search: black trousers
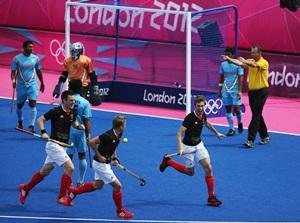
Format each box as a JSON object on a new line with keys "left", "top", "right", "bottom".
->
{"left": 248, "top": 88, "right": 269, "bottom": 141}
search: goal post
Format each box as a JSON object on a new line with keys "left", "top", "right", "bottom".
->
{"left": 64, "top": 1, "right": 238, "bottom": 115}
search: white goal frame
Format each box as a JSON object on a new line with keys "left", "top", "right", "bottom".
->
{"left": 65, "top": 2, "right": 238, "bottom": 115}
{"left": 65, "top": 1, "right": 193, "bottom": 114}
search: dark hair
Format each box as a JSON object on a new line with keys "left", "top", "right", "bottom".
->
{"left": 23, "top": 40, "right": 33, "bottom": 48}
{"left": 61, "top": 90, "right": 74, "bottom": 102}
{"left": 225, "top": 47, "right": 234, "bottom": 55}
{"left": 113, "top": 115, "right": 126, "bottom": 129}
{"left": 252, "top": 45, "right": 262, "bottom": 54}
{"left": 68, "top": 79, "right": 82, "bottom": 94}
{"left": 194, "top": 95, "right": 206, "bottom": 106}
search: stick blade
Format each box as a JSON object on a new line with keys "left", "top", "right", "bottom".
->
{"left": 140, "top": 179, "right": 146, "bottom": 186}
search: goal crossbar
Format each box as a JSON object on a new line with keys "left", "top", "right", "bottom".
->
{"left": 65, "top": 1, "right": 238, "bottom": 114}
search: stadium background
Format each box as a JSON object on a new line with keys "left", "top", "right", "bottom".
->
{"left": 0, "top": 1, "right": 300, "bottom": 222}
{"left": 0, "top": 0, "right": 299, "bottom": 103}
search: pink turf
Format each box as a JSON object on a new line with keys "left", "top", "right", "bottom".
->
{"left": 1, "top": 66, "right": 299, "bottom": 135}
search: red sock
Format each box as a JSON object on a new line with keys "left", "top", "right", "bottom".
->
{"left": 113, "top": 191, "right": 123, "bottom": 211}
{"left": 26, "top": 171, "right": 44, "bottom": 191}
{"left": 73, "top": 182, "right": 95, "bottom": 195}
{"left": 168, "top": 159, "right": 186, "bottom": 173}
{"left": 59, "top": 173, "right": 72, "bottom": 198}
{"left": 205, "top": 175, "right": 215, "bottom": 197}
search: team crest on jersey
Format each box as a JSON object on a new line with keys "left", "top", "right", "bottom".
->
{"left": 70, "top": 113, "right": 75, "bottom": 122}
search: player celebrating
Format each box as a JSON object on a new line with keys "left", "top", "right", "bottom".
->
{"left": 159, "top": 95, "right": 224, "bottom": 207}
{"left": 19, "top": 90, "right": 85, "bottom": 206}
{"left": 52, "top": 42, "right": 101, "bottom": 106}
{"left": 67, "top": 79, "right": 92, "bottom": 186}
{"left": 11, "top": 40, "right": 45, "bottom": 133}
{"left": 218, "top": 47, "right": 244, "bottom": 136}
{"left": 60, "top": 116, "right": 134, "bottom": 219}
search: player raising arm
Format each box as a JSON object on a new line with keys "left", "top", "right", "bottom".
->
{"left": 160, "top": 95, "right": 224, "bottom": 206}
{"left": 223, "top": 45, "right": 270, "bottom": 148}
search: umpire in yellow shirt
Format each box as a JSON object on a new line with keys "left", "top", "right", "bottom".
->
{"left": 223, "top": 45, "right": 270, "bottom": 148}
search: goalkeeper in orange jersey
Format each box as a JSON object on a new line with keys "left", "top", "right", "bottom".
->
{"left": 52, "top": 42, "right": 101, "bottom": 106}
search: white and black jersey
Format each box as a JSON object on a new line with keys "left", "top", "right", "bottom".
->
{"left": 93, "top": 129, "right": 122, "bottom": 162}
{"left": 43, "top": 106, "right": 77, "bottom": 144}
{"left": 182, "top": 112, "right": 207, "bottom": 146}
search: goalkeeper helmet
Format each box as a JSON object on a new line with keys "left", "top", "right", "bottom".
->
{"left": 70, "top": 42, "right": 83, "bottom": 60}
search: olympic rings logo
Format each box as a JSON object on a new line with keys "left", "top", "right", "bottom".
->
{"left": 49, "top": 39, "right": 66, "bottom": 65}
{"left": 204, "top": 98, "right": 223, "bottom": 115}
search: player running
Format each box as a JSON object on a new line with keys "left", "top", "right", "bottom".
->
{"left": 60, "top": 116, "right": 134, "bottom": 219}
{"left": 19, "top": 90, "right": 85, "bottom": 206}
{"left": 11, "top": 40, "right": 45, "bottom": 133}
{"left": 159, "top": 95, "right": 224, "bottom": 207}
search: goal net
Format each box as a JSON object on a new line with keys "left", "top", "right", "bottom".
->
{"left": 65, "top": 1, "right": 238, "bottom": 114}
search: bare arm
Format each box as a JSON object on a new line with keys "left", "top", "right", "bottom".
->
{"left": 83, "top": 117, "right": 91, "bottom": 140}
{"left": 36, "top": 69, "right": 45, "bottom": 93}
{"left": 11, "top": 70, "right": 17, "bottom": 88}
{"left": 177, "top": 126, "right": 187, "bottom": 155}
{"left": 72, "top": 120, "right": 85, "bottom": 130}
{"left": 205, "top": 120, "right": 224, "bottom": 139}
{"left": 111, "top": 151, "right": 120, "bottom": 166}
{"left": 237, "top": 57, "right": 260, "bottom": 68}
{"left": 37, "top": 115, "right": 49, "bottom": 140}
{"left": 237, "top": 75, "right": 243, "bottom": 98}
{"left": 223, "top": 55, "right": 244, "bottom": 66}
{"left": 218, "top": 75, "right": 224, "bottom": 98}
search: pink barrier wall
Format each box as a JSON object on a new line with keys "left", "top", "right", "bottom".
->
{"left": 0, "top": 0, "right": 299, "bottom": 54}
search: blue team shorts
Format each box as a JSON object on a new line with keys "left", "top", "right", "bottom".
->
{"left": 67, "top": 127, "right": 88, "bottom": 155}
{"left": 16, "top": 83, "right": 38, "bottom": 103}
{"left": 222, "top": 90, "right": 242, "bottom": 106}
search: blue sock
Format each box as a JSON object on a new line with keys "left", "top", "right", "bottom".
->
{"left": 226, "top": 113, "right": 234, "bottom": 130}
{"left": 29, "top": 106, "right": 37, "bottom": 127}
{"left": 78, "top": 159, "right": 87, "bottom": 184}
{"left": 16, "top": 108, "right": 23, "bottom": 122}
{"left": 235, "top": 111, "right": 242, "bottom": 124}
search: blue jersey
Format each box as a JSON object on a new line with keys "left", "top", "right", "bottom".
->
{"left": 68, "top": 94, "right": 92, "bottom": 154}
{"left": 11, "top": 53, "right": 41, "bottom": 87}
{"left": 74, "top": 94, "right": 92, "bottom": 125}
{"left": 219, "top": 61, "right": 243, "bottom": 92}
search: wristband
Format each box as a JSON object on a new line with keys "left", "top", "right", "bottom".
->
{"left": 41, "top": 129, "right": 47, "bottom": 134}
{"left": 218, "top": 83, "right": 223, "bottom": 87}
{"left": 112, "top": 157, "right": 120, "bottom": 164}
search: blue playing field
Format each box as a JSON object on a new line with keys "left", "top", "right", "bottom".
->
{"left": 0, "top": 98, "right": 300, "bottom": 223}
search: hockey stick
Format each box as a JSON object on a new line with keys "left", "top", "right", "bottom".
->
{"left": 164, "top": 149, "right": 198, "bottom": 158}
{"left": 10, "top": 87, "right": 16, "bottom": 113}
{"left": 117, "top": 164, "right": 146, "bottom": 187}
{"left": 15, "top": 127, "right": 74, "bottom": 148}
{"left": 86, "top": 142, "right": 92, "bottom": 168}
